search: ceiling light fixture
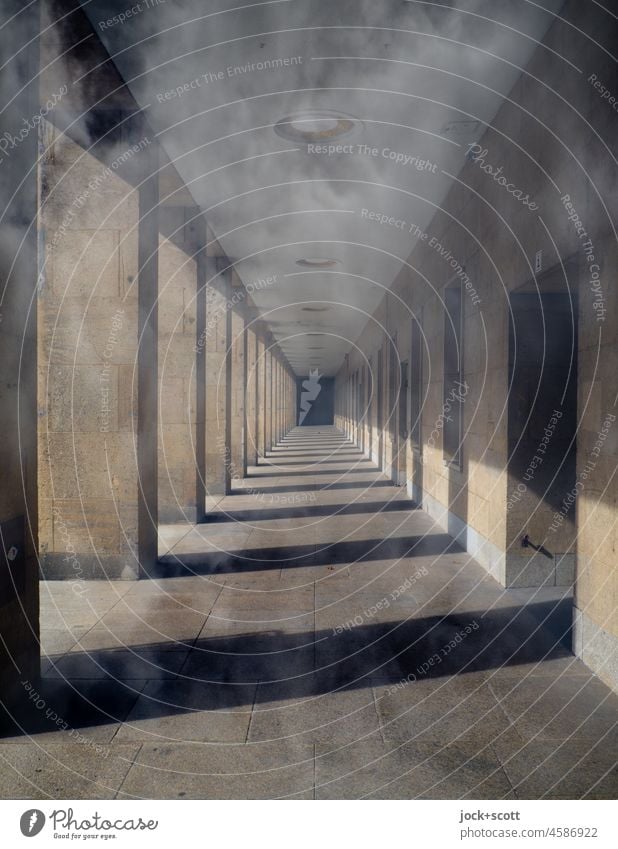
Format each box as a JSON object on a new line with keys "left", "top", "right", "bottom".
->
{"left": 274, "top": 109, "right": 359, "bottom": 144}
{"left": 296, "top": 257, "right": 339, "bottom": 268}
{"left": 439, "top": 119, "right": 481, "bottom": 144}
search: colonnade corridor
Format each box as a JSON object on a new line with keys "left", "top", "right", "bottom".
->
{"left": 2, "top": 425, "right": 614, "bottom": 799}
{"left": 2, "top": 0, "right": 617, "bottom": 816}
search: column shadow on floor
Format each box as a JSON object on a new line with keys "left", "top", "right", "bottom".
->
{"left": 246, "top": 468, "right": 376, "bottom": 478}
{"left": 1, "top": 600, "right": 574, "bottom": 739}
{"left": 201, "top": 499, "right": 416, "bottom": 524}
{"left": 152, "top": 533, "right": 462, "bottom": 577}
{"left": 261, "top": 458, "right": 372, "bottom": 466}
{"left": 230, "top": 480, "right": 395, "bottom": 495}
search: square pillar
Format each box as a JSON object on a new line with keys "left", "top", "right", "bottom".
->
{"left": 157, "top": 207, "right": 201, "bottom": 523}
{"left": 136, "top": 137, "right": 159, "bottom": 574}
{"left": 38, "top": 113, "right": 157, "bottom": 580}
{"left": 264, "top": 350, "right": 272, "bottom": 452}
{"left": 274, "top": 359, "right": 280, "bottom": 444}
{"left": 229, "top": 278, "right": 246, "bottom": 488}
{"left": 195, "top": 222, "right": 207, "bottom": 521}
{"left": 0, "top": 1, "right": 40, "bottom": 707}
{"left": 245, "top": 324, "right": 259, "bottom": 469}
{"left": 257, "top": 334, "right": 266, "bottom": 459}
{"left": 205, "top": 258, "right": 231, "bottom": 496}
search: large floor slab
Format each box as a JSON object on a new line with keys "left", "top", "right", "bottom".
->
{"left": 3, "top": 427, "right": 616, "bottom": 799}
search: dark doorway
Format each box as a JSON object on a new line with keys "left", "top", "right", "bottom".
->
{"left": 443, "top": 282, "right": 464, "bottom": 469}
{"left": 508, "top": 269, "right": 578, "bottom": 556}
{"left": 296, "top": 375, "right": 335, "bottom": 426}
{"left": 410, "top": 316, "right": 423, "bottom": 451}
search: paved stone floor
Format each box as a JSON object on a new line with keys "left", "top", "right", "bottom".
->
{"left": 1, "top": 427, "right": 616, "bottom": 798}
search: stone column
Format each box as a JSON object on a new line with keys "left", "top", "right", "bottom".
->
{"left": 275, "top": 359, "right": 280, "bottom": 444}
{"left": 157, "top": 208, "right": 200, "bottom": 523}
{"left": 288, "top": 371, "right": 293, "bottom": 433}
{"left": 37, "top": 113, "right": 156, "bottom": 580}
{"left": 256, "top": 333, "right": 265, "bottom": 459}
{"left": 223, "top": 270, "right": 233, "bottom": 494}
{"left": 279, "top": 362, "right": 283, "bottom": 441}
{"left": 195, "top": 220, "right": 207, "bottom": 521}
{"left": 244, "top": 322, "right": 259, "bottom": 469}
{"left": 282, "top": 366, "right": 286, "bottom": 437}
{"left": 264, "top": 349, "right": 272, "bottom": 452}
{"left": 253, "top": 329, "right": 260, "bottom": 462}
{"left": 272, "top": 356, "right": 277, "bottom": 447}
{"left": 229, "top": 273, "right": 246, "bottom": 489}
{"left": 287, "top": 370, "right": 291, "bottom": 432}
{"left": 137, "top": 134, "right": 160, "bottom": 574}
{"left": 284, "top": 371, "right": 289, "bottom": 435}
{"left": 0, "top": 0, "right": 40, "bottom": 705}
{"left": 205, "top": 257, "right": 231, "bottom": 497}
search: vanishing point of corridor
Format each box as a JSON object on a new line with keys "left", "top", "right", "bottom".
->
{"left": 4, "top": 427, "right": 615, "bottom": 799}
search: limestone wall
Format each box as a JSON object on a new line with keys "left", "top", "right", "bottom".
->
{"left": 335, "top": 0, "right": 617, "bottom": 688}
{"left": 245, "top": 325, "right": 259, "bottom": 468}
{"left": 38, "top": 124, "right": 141, "bottom": 579}
{"left": 0, "top": 1, "right": 40, "bottom": 705}
{"left": 204, "top": 267, "right": 231, "bottom": 497}
{"left": 158, "top": 236, "right": 198, "bottom": 522}
{"left": 229, "top": 278, "right": 246, "bottom": 485}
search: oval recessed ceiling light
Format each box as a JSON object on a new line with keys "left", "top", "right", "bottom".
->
{"left": 274, "top": 109, "right": 359, "bottom": 143}
{"left": 296, "top": 257, "right": 339, "bottom": 268}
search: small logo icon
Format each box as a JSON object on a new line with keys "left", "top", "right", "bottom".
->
{"left": 299, "top": 368, "right": 322, "bottom": 425}
{"left": 20, "top": 810, "right": 45, "bottom": 837}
